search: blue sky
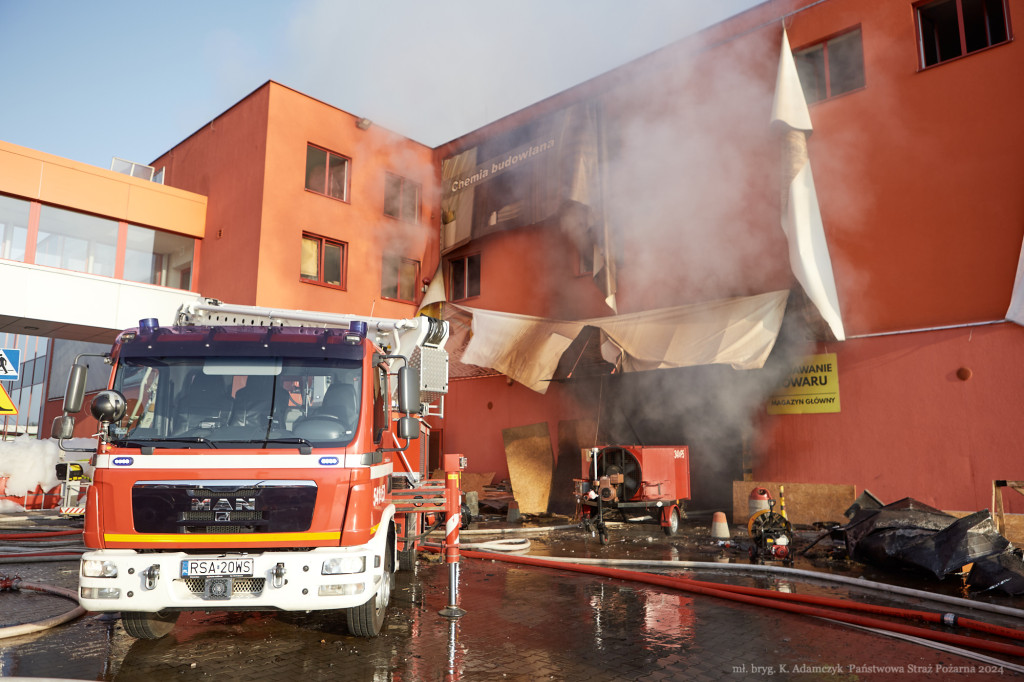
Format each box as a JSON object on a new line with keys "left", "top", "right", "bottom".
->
{"left": 0, "top": 1, "right": 762, "bottom": 170}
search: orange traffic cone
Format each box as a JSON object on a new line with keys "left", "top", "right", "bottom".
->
{"left": 711, "top": 511, "right": 731, "bottom": 539}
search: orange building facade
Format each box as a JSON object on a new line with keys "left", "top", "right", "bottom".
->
{"left": 151, "top": 82, "right": 440, "bottom": 323}
{"left": 11, "top": 0, "right": 1023, "bottom": 515}
{"left": 427, "top": 0, "right": 1024, "bottom": 513}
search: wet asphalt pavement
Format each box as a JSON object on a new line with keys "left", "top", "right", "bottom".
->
{"left": 2, "top": 511, "right": 1024, "bottom": 681}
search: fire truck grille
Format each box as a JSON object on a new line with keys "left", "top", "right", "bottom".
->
{"left": 131, "top": 481, "right": 318, "bottom": 534}
{"left": 180, "top": 511, "right": 263, "bottom": 522}
{"left": 188, "top": 487, "right": 262, "bottom": 498}
{"left": 183, "top": 577, "right": 265, "bottom": 595}
{"left": 187, "top": 526, "right": 249, "bottom": 534}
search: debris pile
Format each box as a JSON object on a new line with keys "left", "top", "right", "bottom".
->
{"left": 831, "top": 494, "right": 1024, "bottom": 595}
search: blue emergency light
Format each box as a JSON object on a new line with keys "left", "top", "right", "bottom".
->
{"left": 344, "top": 320, "right": 367, "bottom": 345}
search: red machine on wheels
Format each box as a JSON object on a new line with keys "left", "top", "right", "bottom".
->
{"left": 574, "top": 445, "right": 691, "bottom": 544}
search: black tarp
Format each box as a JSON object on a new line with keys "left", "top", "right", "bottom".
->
{"left": 832, "top": 497, "right": 1024, "bottom": 593}
{"left": 968, "top": 548, "right": 1024, "bottom": 594}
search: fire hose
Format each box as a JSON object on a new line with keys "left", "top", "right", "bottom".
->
{"left": 0, "top": 528, "right": 86, "bottom": 563}
{"left": 451, "top": 548, "right": 1024, "bottom": 664}
{"left": 539, "top": 555, "right": 1024, "bottom": 619}
{"left": 0, "top": 553, "right": 85, "bottom": 564}
{"left": 0, "top": 528, "right": 88, "bottom": 637}
{"left": 0, "top": 530, "right": 82, "bottom": 540}
{"left": 427, "top": 538, "right": 532, "bottom": 553}
{"left": 0, "top": 577, "right": 86, "bottom": 640}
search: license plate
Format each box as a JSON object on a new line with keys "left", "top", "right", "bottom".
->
{"left": 180, "top": 558, "right": 254, "bottom": 578}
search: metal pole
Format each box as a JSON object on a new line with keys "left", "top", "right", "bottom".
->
{"left": 439, "top": 452, "right": 466, "bottom": 619}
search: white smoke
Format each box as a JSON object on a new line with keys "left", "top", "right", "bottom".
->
{"left": 0, "top": 436, "right": 94, "bottom": 512}
{"left": 282, "top": 0, "right": 766, "bottom": 146}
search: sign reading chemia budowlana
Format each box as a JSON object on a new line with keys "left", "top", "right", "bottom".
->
{"left": 767, "top": 353, "right": 840, "bottom": 414}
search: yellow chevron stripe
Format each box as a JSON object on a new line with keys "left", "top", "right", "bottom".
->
{"left": 104, "top": 531, "right": 341, "bottom": 544}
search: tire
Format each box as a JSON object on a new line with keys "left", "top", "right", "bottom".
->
{"left": 662, "top": 507, "right": 681, "bottom": 537}
{"left": 346, "top": 539, "right": 394, "bottom": 637}
{"left": 121, "top": 610, "right": 178, "bottom": 640}
{"left": 398, "top": 513, "right": 419, "bottom": 570}
{"left": 398, "top": 544, "right": 417, "bottom": 571}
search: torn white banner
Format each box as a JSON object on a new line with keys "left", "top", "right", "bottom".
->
{"left": 771, "top": 28, "right": 845, "bottom": 341}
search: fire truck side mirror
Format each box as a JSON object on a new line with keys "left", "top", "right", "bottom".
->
{"left": 397, "top": 366, "right": 421, "bottom": 415}
{"left": 51, "top": 415, "right": 76, "bottom": 440}
{"left": 397, "top": 416, "right": 420, "bottom": 440}
{"left": 63, "top": 363, "right": 89, "bottom": 414}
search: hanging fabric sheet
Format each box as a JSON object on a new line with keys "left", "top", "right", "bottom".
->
{"left": 455, "top": 289, "right": 788, "bottom": 394}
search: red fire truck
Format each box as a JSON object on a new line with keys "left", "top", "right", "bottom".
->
{"left": 52, "top": 298, "right": 452, "bottom": 639}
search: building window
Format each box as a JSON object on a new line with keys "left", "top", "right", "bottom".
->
{"left": 576, "top": 242, "right": 595, "bottom": 277}
{"left": 123, "top": 224, "right": 195, "bottom": 290}
{"left": 1, "top": 334, "right": 48, "bottom": 438}
{"left": 0, "top": 195, "right": 29, "bottom": 262}
{"left": 305, "top": 144, "right": 349, "bottom": 201}
{"left": 382, "top": 255, "right": 420, "bottom": 302}
{"left": 917, "top": 0, "right": 1009, "bottom": 67}
{"left": 301, "top": 233, "right": 346, "bottom": 288}
{"left": 794, "top": 28, "right": 865, "bottom": 104}
{"left": 5, "top": 198, "right": 196, "bottom": 289}
{"left": 384, "top": 173, "right": 420, "bottom": 222}
{"left": 449, "top": 254, "right": 480, "bottom": 301}
{"left": 36, "top": 205, "right": 118, "bottom": 277}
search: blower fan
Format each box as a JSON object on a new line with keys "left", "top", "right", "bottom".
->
{"left": 574, "top": 445, "right": 691, "bottom": 544}
{"left": 595, "top": 446, "right": 642, "bottom": 502}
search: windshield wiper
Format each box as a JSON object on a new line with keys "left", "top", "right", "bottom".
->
{"left": 260, "top": 437, "right": 315, "bottom": 448}
{"left": 113, "top": 438, "right": 168, "bottom": 450}
{"left": 114, "top": 437, "right": 218, "bottom": 449}
{"left": 215, "top": 437, "right": 315, "bottom": 454}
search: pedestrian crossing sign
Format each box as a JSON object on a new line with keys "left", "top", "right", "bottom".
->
{"left": 0, "top": 349, "right": 20, "bottom": 382}
{"left": 0, "top": 384, "right": 16, "bottom": 415}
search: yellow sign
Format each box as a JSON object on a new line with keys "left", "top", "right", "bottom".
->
{"left": 767, "top": 353, "right": 840, "bottom": 414}
{"left": 0, "top": 384, "right": 16, "bottom": 415}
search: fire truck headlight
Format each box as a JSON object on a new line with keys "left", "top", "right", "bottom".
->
{"left": 322, "top": 556, "right": 365, "bottom": 575}
{"left": 318, "top": 583, "right": 364, "bottom": 597}
{"left": 82, "top": 559, "right": 119, "bottom": 578}
{"left": 80, "top": 586, "right": 121, "bottom": 600}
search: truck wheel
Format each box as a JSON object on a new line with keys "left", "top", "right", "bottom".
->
{"left": 398, "top": 543, "right": 417, "bottom": 571}
{"left": 346, "top": 542, "right": 394, "bottom": 637}
{"left": 662, "top": 507, "right": 681, "bottom": 537}
{"left": 398, "top": 513, "right": 419, "bottom": 570}
{"left": 121, "top": 610, "right": 178, "bottom": 639}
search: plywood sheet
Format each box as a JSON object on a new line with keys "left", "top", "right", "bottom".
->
{"left": 502, "top": 422, "right": 554, "bottom": 514}
{"left": 996, "top": 514, "right": 1024, "bottom": 546}
{"left": 732, "top": 481, "right": 856, "bottom": 526}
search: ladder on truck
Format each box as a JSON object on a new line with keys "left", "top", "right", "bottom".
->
{"left": 175, "top": 297, "right": 449, "bottom": 420}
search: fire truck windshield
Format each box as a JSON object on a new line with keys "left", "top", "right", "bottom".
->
{"left": 109, "top": 356, "right": 362, "bottom": 449}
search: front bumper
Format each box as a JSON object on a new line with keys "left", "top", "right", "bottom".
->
{"left": 77, "top": 545, "right": 388, "bottom": 613}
